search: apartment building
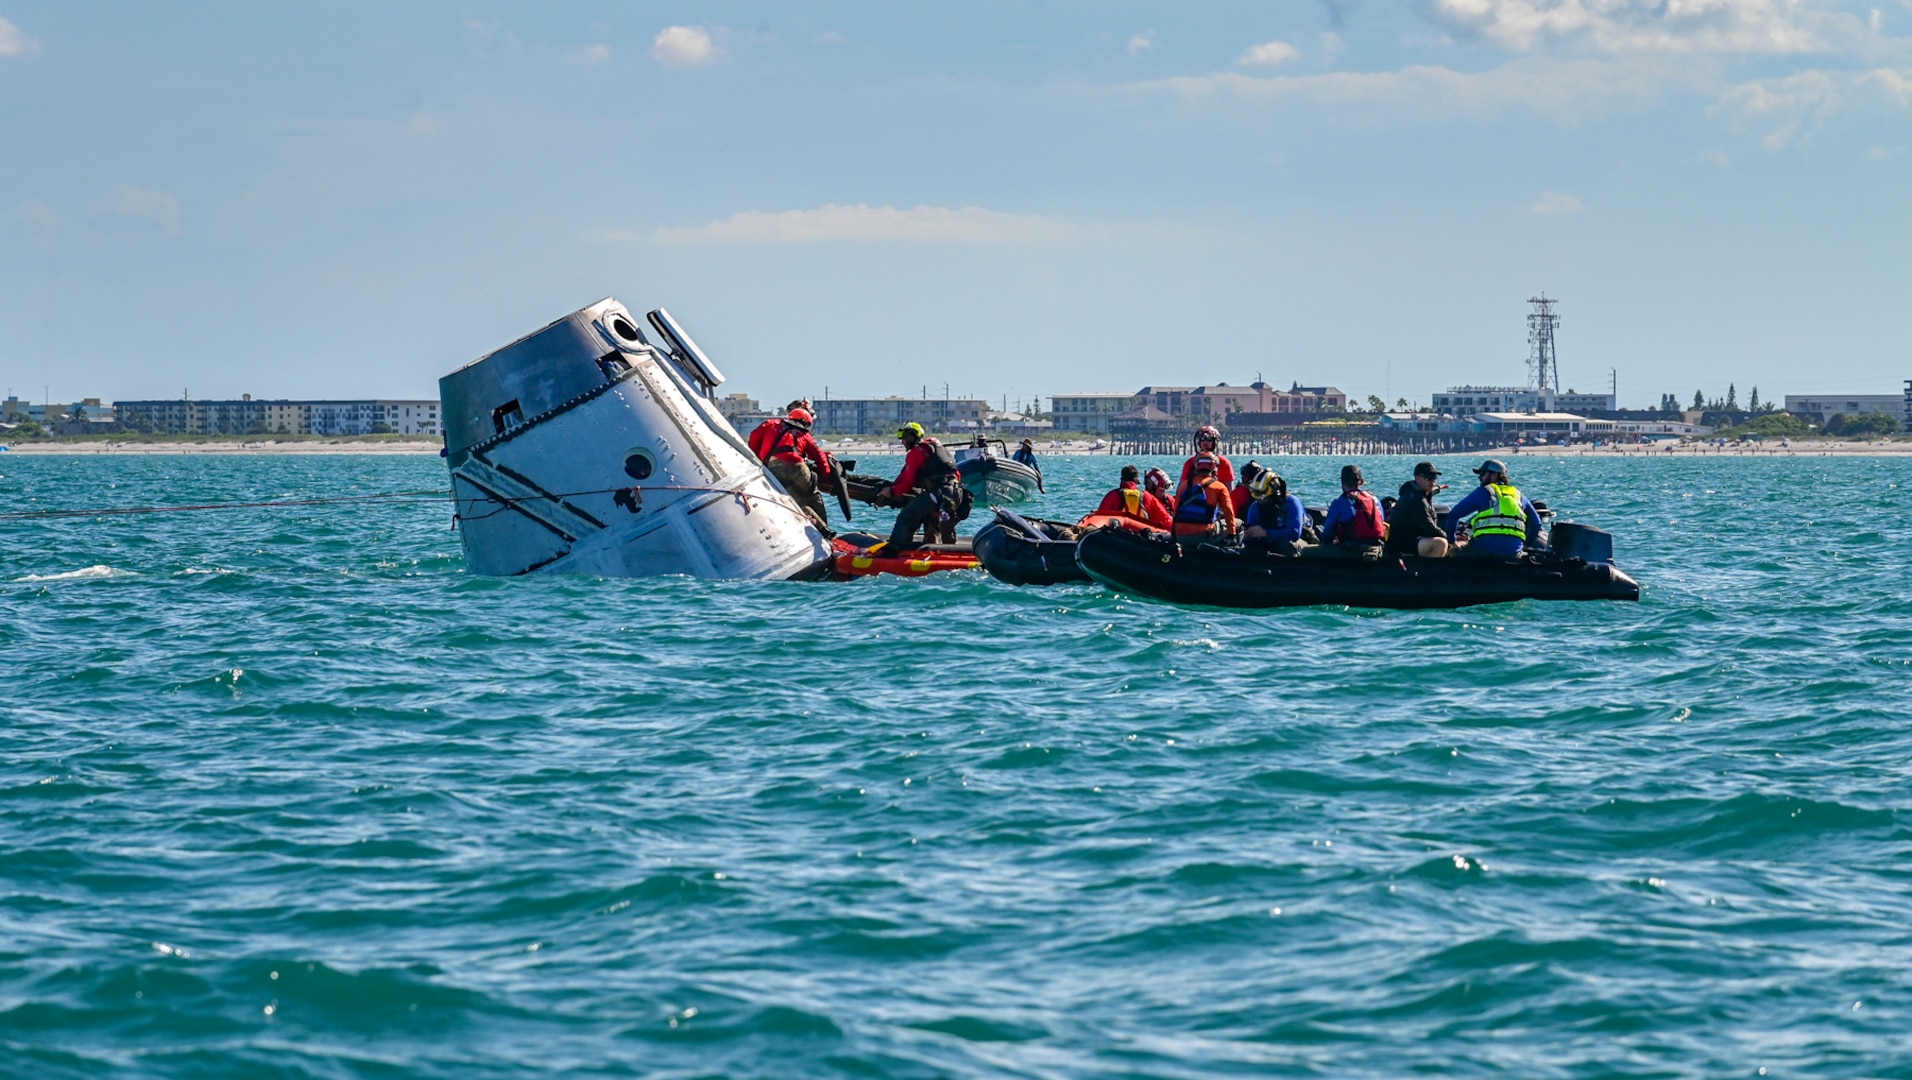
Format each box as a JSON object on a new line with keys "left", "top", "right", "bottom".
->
{"left": 810, "top": 396, "right": 988, "bottom": 435}
{"left": 114, "top": 397, "right": 441, "bottom": 436}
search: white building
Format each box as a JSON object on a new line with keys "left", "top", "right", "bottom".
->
{"left": 1783, "top": 394, "right": 1905, "bottom": 424}
{"left": 306, "top": 400, "right": 441, "bottom": 436}
{"left": 1432, "top": 386, "right": 1617, "bottom": 414}
{"left": 1050, "top": 392, "right": 1139, "bottom": 434}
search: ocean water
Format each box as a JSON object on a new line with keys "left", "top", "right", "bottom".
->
{"left": 4, "top": 450, "right": 1911, "bottom": 1079}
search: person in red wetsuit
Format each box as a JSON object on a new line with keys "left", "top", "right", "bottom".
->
{"left": 885, "top": 422, "right": 971, "bottom": 548}
{"left": 1094, "top": 465, "right": 1173, "bottom": 530}
{"left": 1230, "top": 460, "right": 1264, "bottom": 520}
{"left": 1144, "top": 467, "right": 1176, "bottom": 518}
{"left": 754, "top": 405, "right": 835, "bottom": 531}
{"left": 1175, "top": 425, "right": 1235, "bottom": 503}
{"left": 747, "top": 398, "right": 809, "bottom": 461}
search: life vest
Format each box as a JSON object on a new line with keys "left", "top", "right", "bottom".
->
{"left": 1175, "top": 479, "right": 1219, "bottom": 525}
{"left": 1466, "top": 483, "right": 1527, "bottom": 539}
{"left": 760, "top": 422, "right": 805, "bottom": 462}
{"left": 1120, "top": 487, "right": 1143, "bottom": 518}
{"left": 1255, "top": 494, "right": 1291, "bottom": 530}
{"left": 1342, "top": 490, "right": 1385, "bottom": 542}
{"left": 916, "top": 438, "right": 958, "bottom": 485}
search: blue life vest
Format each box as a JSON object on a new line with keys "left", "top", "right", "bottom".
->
{"left": 1175, "top": 480, "right": 1218, "bottom": 525}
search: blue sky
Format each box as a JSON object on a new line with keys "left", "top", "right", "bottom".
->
{"left": 2, "top": 1, "right": 1907, "bottom": 410}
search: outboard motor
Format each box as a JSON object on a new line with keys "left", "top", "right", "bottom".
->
{"left": 439, "top": 298, "right": 829, "bottom": 579}
{"left": 1549, "top": 522, "right": 1615, "bottom": 564}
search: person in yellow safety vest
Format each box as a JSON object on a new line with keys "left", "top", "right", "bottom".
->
{"left": 1445, "top": 458, "right": 1542, "bottom": 559}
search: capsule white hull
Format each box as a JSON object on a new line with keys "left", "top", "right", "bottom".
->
{"left": 440, "top": 299, "right": 828, "bottom": 580}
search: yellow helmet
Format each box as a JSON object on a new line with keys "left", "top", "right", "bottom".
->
{"left": 1250, "top": 471, "right": 1282, "bottom": 499}
{"left": 897, "top": 422, "right": 925, "bottom": 440}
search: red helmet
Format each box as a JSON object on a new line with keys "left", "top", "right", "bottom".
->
{"left": 1144, "top": 467, "right": 1170, "bottom": 493}
{"left": 787, "top": 407, "right": 814, "bottom": 425}
{"left": 1193, "top": 453, "right": 1219, "bottom": 474}
{"left": 1196, "top": 425, "right": 1220, "bottom": 443}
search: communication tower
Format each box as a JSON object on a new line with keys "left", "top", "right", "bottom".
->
{"left": 1526, "top": 294, "right": 1560, "bottom": 410}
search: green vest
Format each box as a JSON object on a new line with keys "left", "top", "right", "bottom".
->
{"left": 1467, "top": 483, "right": 1527, "bottom": 539}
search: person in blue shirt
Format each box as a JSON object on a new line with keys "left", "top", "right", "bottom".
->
{"left": 1243, "top": 471, "right": 1309, "bottom": 556}
{"left": 1301, "top": 464, "right": 1387, "bottom": 558}
{"left": 1446, "top": 459, "right": 1542, "bottom": 559}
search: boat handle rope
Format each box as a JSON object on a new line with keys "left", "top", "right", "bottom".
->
{"left": 0, "top": 484, "right": 813, "bottom": 525}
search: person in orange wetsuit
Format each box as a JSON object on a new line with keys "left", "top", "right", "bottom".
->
{"left": 1144, "top": 467, "right": 1177, "bottom": 519}
{"left": 1175, "top": 425, "right": 1235, "bottom": 503}
{"left": 1170, "top": 454, "right": 1239, "bottom": 540}
{"left": 753, "top": 405, "right": 835, "bottom": 531}
{"left": 1093, "top": 465, "right": 1173, "bottom": 530}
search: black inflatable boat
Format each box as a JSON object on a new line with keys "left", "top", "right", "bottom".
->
{"left": 1073, "top": 523, "right": 1640, "bottom": 609}
{"left": 973, "top": 509, "right": 1089, "bottom": 586}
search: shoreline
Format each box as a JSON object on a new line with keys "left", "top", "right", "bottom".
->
{"left": 3, "top": 438, "right": 1909, "bottom": 458}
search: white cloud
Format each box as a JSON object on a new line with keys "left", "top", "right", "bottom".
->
{"left": 1525, "top": 191, "right": 1585, "bottom": 214}
{"left": 648, "top": 204, "right": 1080, "bottom": 245}
{"left": 1422, "top": 0, "right": 1861, "bottom": 55}
{"left": 1239, "top": 40, "right": 1301, "bottom": 66}
{"left": 111, "top": 186, "right": 182, "bottom": 236}
{"left": 0, "top": 16, "right": 40, "bottom": 56}
{"left": 813, "top": 30, "right": 844, "bottom": 45}
{"left": 1128, "top": 31, "right": 1156, "bottom": 57}
{"left": 1716, "top": 66, "right": 1912, "bottom": 146}
{"left": 568, "top": 43, "right": 611, "bottom": 66}
{"left": 652, "top": 25, "right": 714, "bottom": 67}
{"left": 1133, "top": 55, "right": 1694, "bottom": 118}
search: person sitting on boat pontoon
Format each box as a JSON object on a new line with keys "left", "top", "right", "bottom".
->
{"left": 884, "top": 422, "right": 972, "bottom": 550}
{"left": 1446, "top": 459, "right": 1541, "bottom": 560}
{"left": 1302, "top": 464, "right": 1386, "bottom": 559}
{"left": 1230, "top": 460, "right": 1264, "bottom": 519}
{"left": 1175, "top": 425, "right": 1234, "bottom": 504}
{"left": 1171, "top": 454, "right": 1239, "bottom": 540}
{"left": 1384, "top": 461, "right": 1450, "bottom": 560}
{"left": 1243, "top": 470, "right": 1309, "bottom": 556}
{"left": 1095, "top": 464, "right": 1173, "bottom": 530}
{"left": 1144, "top": 467, "right": 1177, "bottom": 518}
{"left": 1012, "top": 438, "right": 1039, "bottom": 470}
{"left": 753, "top": 406, "right": 835, "bottom": 533}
